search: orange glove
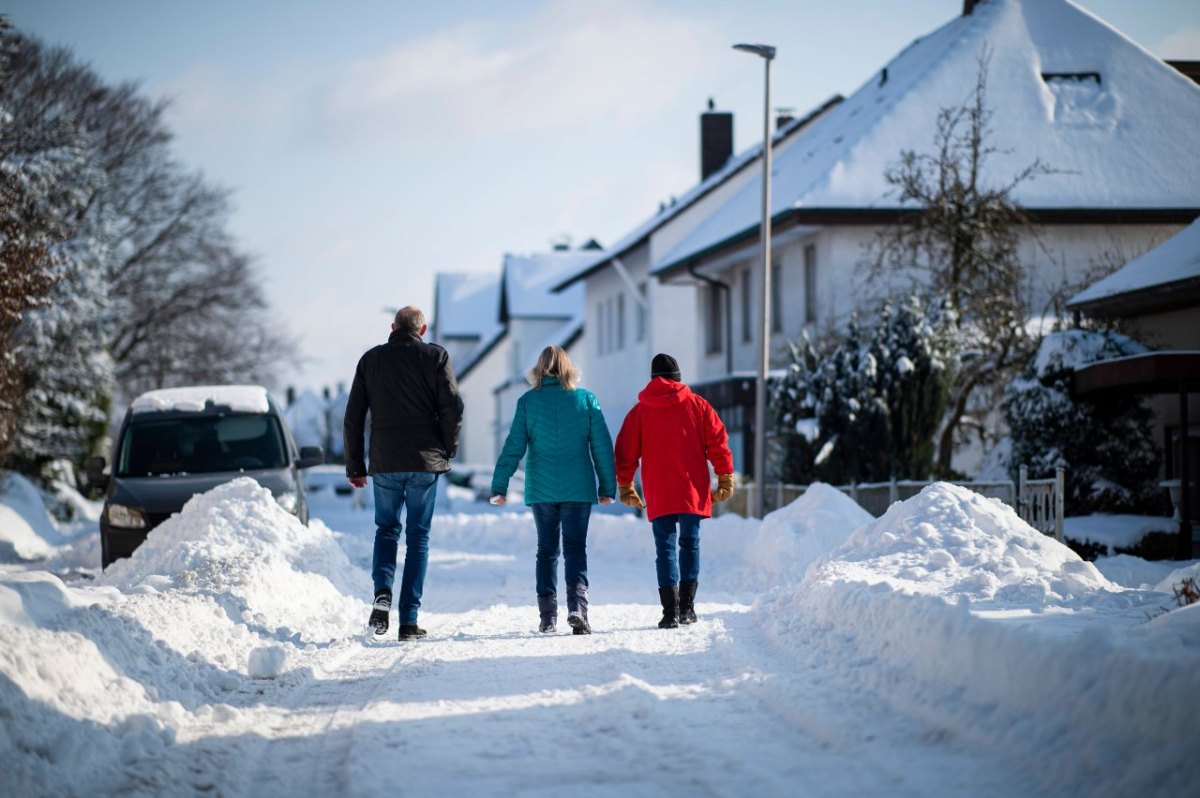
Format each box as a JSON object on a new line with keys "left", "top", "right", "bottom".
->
{"left": 618, "top": 483, "right": 645, "bottom": 510}
{"left": 711, "top": 474, "right": 735, "bottom": 503}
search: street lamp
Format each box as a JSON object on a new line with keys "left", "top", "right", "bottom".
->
{"left": 733, "top": 42, "right": 775, "bottom": 519}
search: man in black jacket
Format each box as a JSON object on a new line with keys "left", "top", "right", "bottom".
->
{"left": 345, "top": 305, "right": 463, "bottom": 640}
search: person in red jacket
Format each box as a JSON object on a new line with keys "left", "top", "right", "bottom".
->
{"left": 614, "top": 353, "right": 735, "bottom": 628}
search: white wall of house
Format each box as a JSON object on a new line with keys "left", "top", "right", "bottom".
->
{"left": 454, "top": 336, "right": 509, "bottom": 467}
{"left": 581, "top": 249, "right": 652, "bottom": 439}
{"left": 687, "top": 222, "right": 1185, "bottom": 384}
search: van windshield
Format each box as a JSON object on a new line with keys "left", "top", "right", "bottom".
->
{"left": 116, "top": 414, "right": 289, "bottom": 477}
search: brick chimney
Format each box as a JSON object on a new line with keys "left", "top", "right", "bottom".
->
{"left": 700, "top": 97, "right": 733, "bottom": 181}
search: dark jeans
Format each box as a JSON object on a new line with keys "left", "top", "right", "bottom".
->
{"left": 651, "top": 513, "right": 702, "bottom": 588}
{"left": 531, "top": 502, "right": 591, "bottom": 610}
{"left": 372, "top": 471, "right": 439, "bottom": 625}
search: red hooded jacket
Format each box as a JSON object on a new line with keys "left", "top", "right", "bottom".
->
{"left": 614, "top": 377, "right": 734, "bottom": 521}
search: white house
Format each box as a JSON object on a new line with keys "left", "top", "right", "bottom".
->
{"left": 491, "top": 248, "right": 593, "bottom": 455}
{"left": 646, "top": 0, "right": 1200, "bottom": 476}
{"left": 552, "top": 96, "right": 842, "bottom": 448}
{"left": 431, "top": 272, "right": 507, "bottom": 466}
{"left": 1068, "top": 216, "right": 1200, "bottom": 509}
{"left": 431, "top": 247, "right": 595, "bottom": 466}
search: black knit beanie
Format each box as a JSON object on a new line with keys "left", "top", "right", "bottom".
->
{"left": 651, "top": 353, "right": 681, "bottom": 382}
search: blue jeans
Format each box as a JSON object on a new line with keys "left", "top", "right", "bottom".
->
{"left": 372, "top": 471, "right": 439, "bottom": 625}
{"left": 651, "top": 513, "right": 702, "bottom": 588}
{"left": 531, "top": 502, "right": 591, "bottom": 610}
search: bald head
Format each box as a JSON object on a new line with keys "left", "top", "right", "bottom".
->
{"left": 393, "top": 306, "right": 427, "bottom": 336}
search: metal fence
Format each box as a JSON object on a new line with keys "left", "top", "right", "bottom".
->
{"left": 724, "top": 466, "right": 1065, "bottom": 540}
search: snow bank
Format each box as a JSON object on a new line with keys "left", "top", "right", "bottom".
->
{"left": 1, "top": 478, "right": 371, "bottom": 795}
{"left": 706, "top": 483, "right": 874, "bottom": 593}
{"left": 101, "top": 478, "right": 363, "bottom": 642}
{"left": 757, "top": 482, "right": 1199, "bottom": 797}
{"left": 0, "top": 473, "right": 57, "bottom": 561}
{"left": 820, "top": 483, "right": 1117, "bottom": 608}
{"left": 1064, "top": 514, "right": 1177, "bottom": 554}
{"left": 130, "top": 384, "right": 270, "bottom": 414}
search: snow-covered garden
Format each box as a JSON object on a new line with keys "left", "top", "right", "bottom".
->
{"left": 2, "top": 473, "right": 1197, "bottom": 797}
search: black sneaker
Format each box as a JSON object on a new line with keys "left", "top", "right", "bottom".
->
{"left": 369, "top": 590, "right": 391, "bottom": 636}
{"left": 567, "top": 610, "right": 591, "bottom": 635}
{"left": 398, "top": 624, "right": 427, "bottom": 641}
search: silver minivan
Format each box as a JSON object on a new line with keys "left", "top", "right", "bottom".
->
{"left": 88, "top": 385, "right": 323, "bottom": 568}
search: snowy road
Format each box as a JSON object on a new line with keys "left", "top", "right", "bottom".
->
{"left": 170, "top": 497, "right": 1035, "bottom": 798}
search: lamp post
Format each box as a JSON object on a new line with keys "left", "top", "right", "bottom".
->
{"left": 733, "top": 42, "right": 775, "bottom": 519}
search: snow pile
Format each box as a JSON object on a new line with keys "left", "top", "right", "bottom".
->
{"left": 818, "top": 482, "right": 1117, "bottom": 608}
{"left": 130, "top": 384, "right": 270, "bottom": 415}
{"left": 706, "top": 484, "right": 874, "bottom": 593}
{"left": 101, "top": 478, "right": 362, "bottom": 642}
{"left": 1, "top": 478, "right": 373, "bottom": 796}
{"left": 758, "top": 482, "right": 1199, "bottom": 797}
{"left": 0, "top": 473, "right": 58, "bottom": 561}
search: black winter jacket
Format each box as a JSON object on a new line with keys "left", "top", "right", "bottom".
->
{"left": 344, "top": 329, "right": 463, "bottom": 476}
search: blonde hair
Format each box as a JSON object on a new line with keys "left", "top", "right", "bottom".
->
{"left": 527, "top": 345, "right": 580, "bottom": 390}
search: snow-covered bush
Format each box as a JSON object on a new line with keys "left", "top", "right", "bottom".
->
{"left": 774, "top": 295, "right": 958, "bottom": 484}
{"left": 1003, "top": 329, "right": 1162, "bottom": 514}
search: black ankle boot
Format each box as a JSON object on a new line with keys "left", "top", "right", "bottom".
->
{"left": 537, "top": 595, "right": 557, "bottom": 633}
{"left": 679, "top": 581, "right": 698, "bottom": 625}
{"left": 657, "top": 586, "right": 679, "bottom": 629}
{"left": 369, "top": 589, "right": 391, "bottom": 636}
{"left": 567, "top": 582, "right": 591, "bottom": 634}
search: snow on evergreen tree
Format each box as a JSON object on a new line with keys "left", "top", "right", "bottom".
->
{"left": 1003, "top": 329, "right": 1160, "bottom": 514}
{"left": 774, "top": 295, "right": 957, "bottom": 484}
{"left": 0, "top": 19, "right": 113, "bottom": 478}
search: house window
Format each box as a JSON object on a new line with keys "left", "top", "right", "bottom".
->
{"left": 595, "top": 302, "right": 605, "bottom": 356}
{"left": 604, "top": 298, "right": 613, "bottom": 355}
{"left": 771, "top": 259, "right": 782, "bottom": 333}
{"left": 635, "top": 282, "right": 647, "bottom": 342}
{"left": 804, "top": 244, "right": 818, "bottom": 325}
{"left": 616, "top": 293, "right": 625, "bottom": 351}
{"left": 740, "top": 268, "right": 752, "bottom": 343}
{"left": 705, "top": 285, "right": 723, "bottom": 355}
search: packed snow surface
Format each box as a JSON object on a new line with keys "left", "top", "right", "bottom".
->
{"left": 2, "top": 478, "right": 1197, "bottom": 797}
{"left": 129, "top": 384, "right": 271, "bottom": 415}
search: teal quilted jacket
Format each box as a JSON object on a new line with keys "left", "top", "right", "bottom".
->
{"left": 491, "top": 377, "right": 617, "bottom": 504}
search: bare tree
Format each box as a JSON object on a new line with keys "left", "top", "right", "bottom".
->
{"left": 865, "top": 50, "right": 1051, "bottom": 476}
{"left": 2, "top": 29, "right": 298, "bottom": 421}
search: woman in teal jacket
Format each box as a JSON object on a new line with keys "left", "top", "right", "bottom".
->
{"left": 491, "top": 345, "right": 616, "bottom": 635}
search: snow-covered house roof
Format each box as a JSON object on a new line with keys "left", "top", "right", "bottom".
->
{"left": 432, "top": 272, "right": 502, "bottom": 342}
{"left": 655, "top": 0, "right": 1200, "bottom": 277}
{"left": 1068, "top": 217, "right": 1200, "bottom": 315}
{"left": 550, "top": 96, "right": 843, "bottom": 293}
{"left": 500, "top": 251, "right": 590, "bottom": 321}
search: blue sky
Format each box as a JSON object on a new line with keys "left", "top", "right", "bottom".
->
{"left": 9, "top": 0, "right": 1200, "bottom": 393}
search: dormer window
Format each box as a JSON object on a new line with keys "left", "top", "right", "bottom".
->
{"left": 1041, "top": 71, "right": 1101, "bottom": 85}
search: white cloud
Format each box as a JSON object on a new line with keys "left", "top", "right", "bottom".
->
{"left": 1154, "top": 26, "right": 1200, "bottom": 59}
{"left": 318, "top": 0, "right": 722, "bottom": 142}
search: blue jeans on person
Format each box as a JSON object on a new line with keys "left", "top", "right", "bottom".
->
{"left": 531, "top": 502, "right": 591, "bottom": 610}
{"left": 372, "top": 471, "right": 439, "bottom": 625}
{"left": 651, "top": 513, "right": 702, "bottom": 588}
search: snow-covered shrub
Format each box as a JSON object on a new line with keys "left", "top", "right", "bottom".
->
{"left": 774, "top": 295, "right": 958, "bottom": 484}
{"left": 1003, "top": 329, "right": 1162, "bottom": 515}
